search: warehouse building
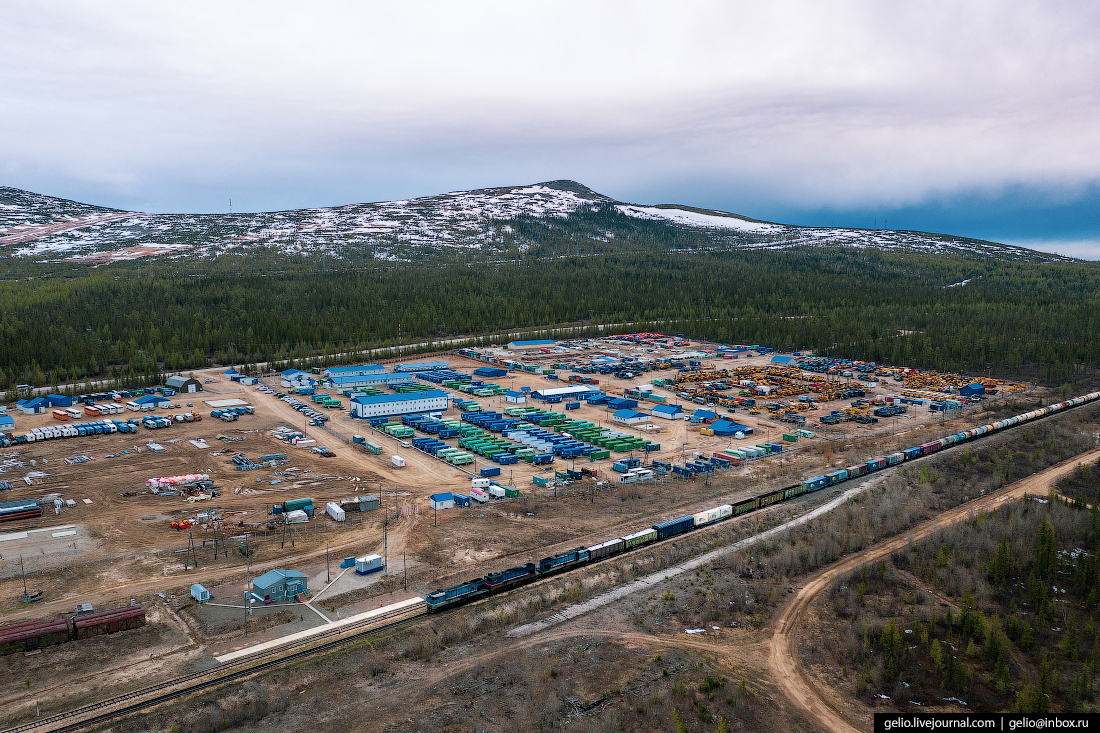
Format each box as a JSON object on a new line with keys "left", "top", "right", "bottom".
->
{"left": 532, "top": 385, "right": 597, "bottom": 400}
{"left": 134, "top": 394, "right": 171, "bottom": 407}
{"left": 322, "top": 364, "right": 384, "bottom": 379}
{"left": 393, "top": 361, "right": 449, "bottom": 372}
{"left": 611, "top": 409, "right": 651, "bottom": 426}
{"left": 473, "top": 366, "right": 507, "bottom": 378}
{"left": 350, "top": 389, "right": 449, "bottom": 419}
{"left": 651, "top": 404, "right": 685, "bottom": 420}
{"left": 45, "top": 394, "right": 73, "bottom": 408}
{"left": 165, "top": 375, "right": 202, "bottom": 393}
{"left": 16, "top": 398, "right": 47, "bottom": 415}
{"left": 959, "top": 383, "right": 986, "bottom": 398}
{"left": 509, "top": 339, "right": 555, "bottom": 350}
{"left": 250, "top": 569, "right": 308, "bottom": 603}
{"left": 326, "top": 372, "right": 417, "bottom": 390}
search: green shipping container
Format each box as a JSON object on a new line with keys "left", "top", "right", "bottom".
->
{"left": 782, "top": 433, "right": 798, "bottom": 442}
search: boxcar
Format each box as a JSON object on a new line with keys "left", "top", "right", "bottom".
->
{"left": 653, "top": 516, "right": 695, "bottom": 540}
{"left": 622, "top": 527, "right": 658, "bottom": 549}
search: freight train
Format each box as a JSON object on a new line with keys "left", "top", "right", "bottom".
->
{"left": 0, "top": 604, "right": 145, "bottom": 656}
{"left": 426, "top": 391, "right": 1100, "bottom": 612}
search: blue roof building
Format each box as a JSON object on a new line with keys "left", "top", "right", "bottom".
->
{"left": 327, "top": 372, "right": 416, "bottom": 389}
{"left": 509, "top": 339, "right": 555, "bottom": 349}
{"left": 611, "top": 409, "right": 651, "bottom": 425}
{"left": 322, "top": 364, "right": 385, "bottom": 379}
{"left": 959, "top": 383, "right": 986, "bottom": 397}
{"left": 135, "top": 394, "right": 171, "bottom": 405}
{"left": 651, "top": 404, "right": 685, "bottom": 420}
{"left": 350, "top": 389, "right": 449, "bottom": 419}
{"left": 251, "top": 569, "right": 308, "bottom": 603}
{"left": 18, "top": 397, "right": 48, "bottom": 414}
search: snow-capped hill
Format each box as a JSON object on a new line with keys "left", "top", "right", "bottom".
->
{"left": 0, "top": 180, "right": 1068, "bottom": 263}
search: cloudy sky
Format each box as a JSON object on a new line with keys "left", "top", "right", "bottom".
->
{"left": 2, "top": 2, "right": 1098, "bottom": 256}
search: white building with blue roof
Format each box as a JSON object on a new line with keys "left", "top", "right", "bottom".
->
{"left": 350, "top": 389, "right": 449, "bottom": 419}
{"left": 322, "top": 364, "right": 384, "bottom": 379}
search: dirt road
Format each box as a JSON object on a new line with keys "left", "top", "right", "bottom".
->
{"left": 768, "top": 447, "right": 1100, "bottom": 733}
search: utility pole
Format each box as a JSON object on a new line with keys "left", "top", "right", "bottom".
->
{"left": 403, "top": 552, "right": 407, "bottom": 591}
{"left": 383, "top": 519, "right": 388, "bottom": 576}
{"left": 326, "top": 543, "right": 330, "bottom": 583}
{"left": 245, "top": 549, "right": 252, "bottom": 637}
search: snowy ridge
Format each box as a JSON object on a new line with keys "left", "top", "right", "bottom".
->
{"left": 0, "top": 181, "right": 1068, "bottom": 263}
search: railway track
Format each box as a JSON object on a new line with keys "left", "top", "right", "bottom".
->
{"left": 3, "top": 603, "right": 426, "bottom": 733}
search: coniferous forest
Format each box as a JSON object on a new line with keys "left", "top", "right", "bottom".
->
{"left": 0, "top": 237, "right": 1098, "bottom": 391}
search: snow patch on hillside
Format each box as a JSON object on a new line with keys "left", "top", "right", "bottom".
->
{"left": 617, "top": 205, "right": 781, "bottom": 233}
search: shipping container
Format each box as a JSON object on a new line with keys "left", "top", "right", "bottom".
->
{"left": 355, "top": 554, "right": 384, "bottom": 575}
{"left": 326, "top": 502, "right": 345, "bottom": 522}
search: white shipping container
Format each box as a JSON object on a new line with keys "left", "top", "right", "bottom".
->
{"left": 391, "top": 455, "right": 406, "bottom": 468}
{"left": 326, "top": 502, "right": 345, "bottom": 522}
{"left": 488, "top": 485, "right": 506, "bottom": 498}
{"left": 470, "top": 487, "right": 489, "bottom": 503}
{"left": 355, "top": 554, "right": 383, "bottom": 575}
{"left": 693, "top": 504, "right": 732, "bottom": 526}
{"left": 470, "top": 478, "right": 490, "bottom": 489}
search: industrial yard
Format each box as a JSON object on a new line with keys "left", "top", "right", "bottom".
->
{"left": 0, "top": 333, "right": 1037, "bottom": 729}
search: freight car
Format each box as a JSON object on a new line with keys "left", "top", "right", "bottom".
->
{"left": 424, "top": 391, "right": 1100, "bottom": 614}
{"left": 0, "top": 604, "right": 145, "bottom": 656}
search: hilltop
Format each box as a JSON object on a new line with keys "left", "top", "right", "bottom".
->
{"left": 0, "top": 180, "right": 1066, "bottom": 263}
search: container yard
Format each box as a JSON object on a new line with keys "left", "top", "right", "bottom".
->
{"left": 0, "top": 333, "right": 1047, "bottom": 729}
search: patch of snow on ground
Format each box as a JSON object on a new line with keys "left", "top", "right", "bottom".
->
{"left": 617, "top": 205, "right": 781, "bottom": 232}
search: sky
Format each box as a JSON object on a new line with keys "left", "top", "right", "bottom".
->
{"left": 2, "top": 2, "right": 1099, "bottom": 257}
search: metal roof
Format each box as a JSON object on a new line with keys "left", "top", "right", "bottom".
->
{"left": 252, "top": 568, "right": 307, "bottom": 590}
{"left": 328, "top": 372, "right": 415, "bottom": 385}
{"left": 510, "top": 339, "right": 555, "bottom": 347}
{"left": 430, "top": 492, "right": 454, "bottom": 502}
{"left": 652, "top": 404, "right": 682, "bottom": 414}
{"left": 324, "top": 364, "right": 384, "bottom": 375}
{"left": 351, "top": 389, "right": 448, "bottom": 405}
{"left": 612, "top": 409, "right": 648, "bottom": 419}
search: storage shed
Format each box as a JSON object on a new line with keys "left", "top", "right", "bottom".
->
{"left": 611, "top": 409, "right": 651, "bottom": 426}
{"left": 710, "top": 420, "right": 753, "bottom": 437}
{"left": 504, "top": 390, "right": 527, "bottom": 404}
{"left": 430, "top": 492, "right": 455, "bottom": 510}
{"left": 0, "top": 416, "right": 14, "bottom": 429}
{"left": 251, "top": 569, "right": 308, "bottom": 603}
{"left": 166, "top": 375, "right": 202, "bottom": 393}
{"left": 45, "top": 394, "right": 72, "bottom": 408}
{"left": 134, "top": 394, "right": 171, "bottom": 406}
{"left": 959, "top": 383, "right": 986, "bottom": 397}
{"left": 191, "top": 584, "right": 211, "bottom": 603}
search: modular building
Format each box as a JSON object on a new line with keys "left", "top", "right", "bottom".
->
{"left": 350, "top": 390, "right": 449, "bottom": 419}
{"left": 394, "top": 361, "right": 449, "bottom": 372}
{"left": 430, "top": 492, "right": 455, "bottom": 509}
{"left": 355, "top": 554, "right": 384, "bottom": 575}
{"left": 504, "top": 390, "right": 527, "bottom": 404}
{"left": 959, "top": 383, "right": 986, "bottom": 397}
{"left": 165, "top": 375, "right": 202, "bottom": 393}
{"left": 327, "top": 372, "right": 417, "bottom": 390}
{"left": 474, "top": 366, "right": 507, "bottom": 378}
{"left": 532, "top": 385, "right": 597, "bottom": 400}
{"left": 251, "top": 569, "right": 308, "bottom": 603}
{"left": 611, "top": 409, "right": 651, "bottom": 426}
{"left": 322, "top": 364, "right": 385, "bottom": 379}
